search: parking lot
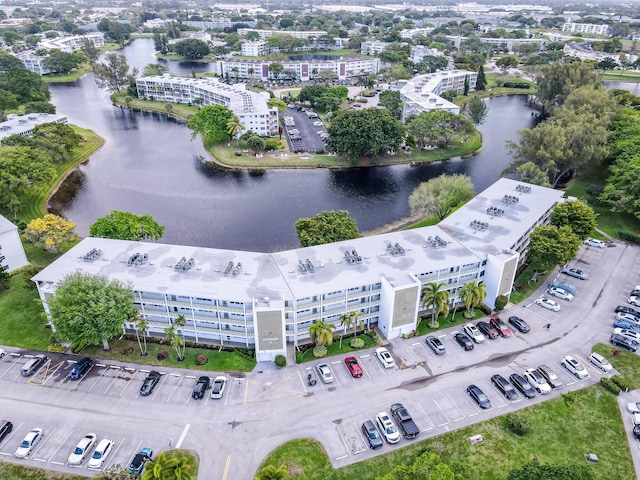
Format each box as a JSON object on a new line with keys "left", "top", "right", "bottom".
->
{"left": 281, "top": 107, "right": 328, "bottom": 153}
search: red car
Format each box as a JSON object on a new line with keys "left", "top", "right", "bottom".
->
{"left": 344, "top": 356, "right": 363, "bottom": 378}
{"left": 489, "top": 316, "right": 512, "bottom": 337}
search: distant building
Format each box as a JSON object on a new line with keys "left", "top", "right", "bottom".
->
{"left": 17, "top": 55, "right": 51, "bottom": 75}
{"left": 562, "top": 23, "right": 610, "bottom": 36}
{"left": 0, "top": 113, "right": 69, "bottom": 143}
{"left": 400, "top": 70, "right": 476, "bottom": 122}
{"left": 0, "top": 214, "right": 28, "bottom": 273}
{"left": 563, "top": 42, "right": 637, "bottom": 64}
{"left": 409, "top": 45, "right": 444, "bottom": 64}
{"left": 241, "top": 40, "right": 268, "bottom": 57}
{"left": 183, "top": 19, "right": 234, "bottom": 30}
{"left": 38, "top": 33, "right": 105, "bottom": 53}
{"left": 360, "top": 41, "right": 393, "bottom": 55}
{"left": 400, "top": 27, "right": 434, "bottom": 39}
{"left": 135, "top": 75, "right": 278, "bottom": 136}
{"left": 237, "top": 28, "right": 327, "bottom": 40}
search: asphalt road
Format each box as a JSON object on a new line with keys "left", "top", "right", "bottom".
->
{"left": 0, "top": 240, "right": 639, "bottom": 479}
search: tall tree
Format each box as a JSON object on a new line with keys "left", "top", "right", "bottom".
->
{"left": 527, "top": 225, "right": 581, "bottom": 271}
{"left": 475, "top": 65, "right": 486, "bottom": 91}
{"left": 80, "top": 37, "right": 100, "bottom": 62}
{"left": 550, "top": 200, "right": 597, "bottom": 240}
{"left": 48, "top": 272, "right": 136, "bottom": 351}
{"left": 407, "top": 110, "right": 471, "bottom": 148}
{"left": 308, "top": 320, "right": 335, "bottom": 356}
{"left": 408, "top": 174, "right": 475, "bottom": 220}
{"left": 459, "top": 281, "right": 486, "bottom": 319}
{"left": 535, "top": 61, "right": 601, "bottom": 115}
{"left": 142, "top": 63, "right": 169, "bottom": 77}
{"left": 89, "top": 211, "right": 164, "bottom": 241}
{"left": 466, "top": 95, "right": 488, "bottom": 125}
{"left": 0, "top": 246, "right": 9, "bottom": 289}
{"left": 135, "top": 315, "right": 150, "bottom": 356}
{"left": 378, "top": 90, "right": 402, "bottom": 119}
{"left": 93, "top": 53, "right": 139, "bottom": 93}
{"left": 295, "top": 210, "right": 360, "bottom": 247}
{"left": 173, "top": 39, "right": 210, "bottom": 60}
{"left": 226, "top": 115, "right": 244, "bottom": 147}
{"left": 421, "top": 282, "right": 450, "bottom": 329}
{"left": 268, "top": 62, "right": 284, "bottom": 80}
{"left": 187, "top": 105, "right": 234, "bottom": 144}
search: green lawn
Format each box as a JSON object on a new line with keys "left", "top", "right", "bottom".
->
{"left": 563, "top": 172, "right": 640, "bottom": 239}
{"left": 602, "top": 70, "right": 640, "bottom": 82}
{"left": 257, "top": 386, "right": 633, "bottom": 479}
{"left": 297, "top": 334, "right": 378, "bottom": 364}
{"left": 0, "top": 462, "right": 88, "bottom": 480}
{"left": 593, "top": 343, "right": 640, "bottom": 388}
{"left": 81, "top": 338, "right": 256, "bottom": 373}
{"left": 43, "top": 64, "right": 92, "bottom": 83}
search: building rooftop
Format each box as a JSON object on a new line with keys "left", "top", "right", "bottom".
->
{"left": 0, "top": 214, "right": 18, "bottom": 235}
{"left": 0, "top": 113, "right": 68, "bottom": 143}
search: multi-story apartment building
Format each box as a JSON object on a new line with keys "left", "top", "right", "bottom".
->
{"left": 38, "top": 33, "right": 105, "bottom": 53}
{"left": 220, "top": 57, "right": 379, "bottom": 82}
{"left": 33, "top": 179, "right": 565, "bottom": 362}
{"left": 135, "top": 75, "right": 278, "bottom": 136}
{"left": 0, "top": 113, "right": 69, "bottom": 143}
{"left": 563, "top": 42, "right": 637, "bottom": 64}
{"left": 360, "top": 41, "right": 394, "bottom": 55}
{"left": 237, "top": 28, "right": 327, "bottom": 40}
{"left": 183, "top": 19, "right": 234, "bottom": 30}
{"left": 400, "top": 28, "right": 434, "bottom": 39}
{"left": 400, "top": 70, "right": 477, "bottom": 122}
{"left": 409, "top": 45, "right": 444, "bottom": 64}
{"left": 18, "top": 55, "right": 51, "bottom": 75}
{"left": 562, "top": 23, "right": 610, "bottom": 36}
{"left": 241, "top": 40, "right": 268, "bottom": 57}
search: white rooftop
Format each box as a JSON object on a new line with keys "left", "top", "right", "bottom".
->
{"left": 0, "top": 114, "right": 68, "bottom": 143}
{"left": 0, "top": 214, "right": 18, "bottom": 235}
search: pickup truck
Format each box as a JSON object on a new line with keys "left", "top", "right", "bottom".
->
{"left": 390, "top": 403, "right": 419, "bottom": 439}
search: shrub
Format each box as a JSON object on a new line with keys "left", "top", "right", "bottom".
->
{"left": 494, "top": 295, "right": 508, "bottom": 312}
{"left": 586, "top": 184, "right": 604, "bottom": 197}
{"left": 157, "top": 349, "right": 168, "bottom": 361}
{"left": 274, "top": 354, "right": 286, "bottom": 367}
{"left": 72, "top": 341, "right": 87, "bottom": 354}
{"left": 618, "top": 231, "right": 640, "bottom": 245}
{"left": 479, "top": 304, "right": 492, "bottom": 315}
{"left": 503, "top": 81, "right": 531, "bottom": 89}
{"left": 611, "top": 375, "right": 630, "bottom": 392}
{"left": 600, "top": 377, "right": 621, "bottom": 395}
{"left": 195, "top": 355, "right": 208, "bottom": 365}
{"left": 315, "top": 148, "right": 325, "bottom": 154}
{"left": 350, "top": 337, "right": 365, "bottom": 348}
{"left": 503, "top": 412, "right": 531, "bottom": 436}
{"left": 562, "top": 390, "right": 578, "bottom": 407}
{"left": 312, "top": 346, "right": 327, "bottom": 358}
{"left": 264, "top": 138, "right": 281, "bottom": 150}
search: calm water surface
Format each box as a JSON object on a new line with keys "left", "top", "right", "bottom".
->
{"left": 49, "top": 39, "right": 537, "bottom": 252}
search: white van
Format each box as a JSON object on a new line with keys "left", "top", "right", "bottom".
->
{"left": 21, "top": 354, "right": 47, "bottom": 377}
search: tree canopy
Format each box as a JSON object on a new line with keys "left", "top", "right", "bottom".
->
{"left": 187, "top": 105, "right": 235, "bottom": 144}
{"left": 142, "top": 63, "right": 169, "bottom": 77}
{"left": 93, "top": 53, "right": 138, "bottom": 93}
{"left": 535, "top": 61, "right": 601, "bottom": 115}
{"left": 407, "top": 110, "right": 472, "bottom": 149}
{"left": 89, "top": 211, "right": 165, "bottom": 241}
{"left": 527, "top": 225, "right": 581, "bottom": 271}
{"left": 327, "top": 109, "right": 405, "bottom": 159}
{"left": 466, "top": 95, "right": 488, "bottom": 125}
{"left": 507, "top": 459, "right": 594, "bottom": 480}
{"left": 42, "top": 49, "right": 85, "bottom": 75}
{"left": 409, "top": 174, "right": 475, "bottom": 220}
{"left": 295, "top": 210, "right": 360, "bottom": 247}
{"left": 48, "top": 272, "right": 136, "bottom": 351}
{"left": 550, "top": 200, "right": 597, "bottom": 240}
{"left": 376, "top": 450, "right": 455, "bottom": 480}
{"left": 378, "top": 90, "right": 402, "bottom": 120}
{"left": 24, "top": 214, "right": 76, "bottom": 252}
{"left": 173, "top": 39, "right": 210, "bottom": 60}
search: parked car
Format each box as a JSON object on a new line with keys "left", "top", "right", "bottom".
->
{"left": 633, "top": 425, "right": 640, "bottom": 441}
{"left": 316, "top": 363, "right": 334, "bottom": 384}
{"left": 88, "top": 438, "right": 113, "bottom": 469}
{"left": 453, "top": 332, "right": 474, "bottom": 351}
{"left": 192, "top": 376, "right": 210, "bottom": 399}
{"left": 344, "top": 356, "right": 363, "bottom": 378}
{"left": 610, "top": 333, "right": 639, "bottom": 352}
{"left": 509, "top": 373, "right": 536, "bottom": 399}
{"left": 585, "top": 238, "right": 605, "bottom": 248}
{"left": 561, "top": 268, "right": 588, "bottom": 280}
{"left": 67, "top": 433, "right": 97, "bottom": 465}
{"left": 15, "top": 428, "right": 43, "bottom": 458}
{"left": 489, "top": 374, "right": 517, "bottom": 400}
{"left": 0, "top": 420, "right": 13, "bottom": 443}
{"left": 376, "top": 412, "right": 400, "bottom": 444}
{"left": 476, "top": 321, "right": 498, "bottom": 339}
{"left": 633, "top": 413, "right": 640, "bottom": 426}
{"left": 588, "top": 352, "right": 613, "bottom": 372}
{"left": 613, "top": 327, "right": 640, "bottom": 344}
{"left": 547, "top": 287, "right": 574, "bottom": 301}
{"left": 140, "top": 371, "right": 161, "bottom": 396}
{"left": 361, "top": 420, "right": 383, "bottom": 449}
{"left": 614, "top": 318, "right": 640, "bottom": 331}
{"left": 629, "top": 296, "right": 640, "bottom": 307}
{"left": 537, "top": 364, "right": 563, "bottom": 389}
{"left": 0, "top": 348, "right": 5, "bottom": 359}
{"left": 615, "top": 305, "right": 640, "bottom": 316}
{"left": 523, "top": 368, "right": 552, "bottom": 394}
{"left": 627, "top": 402, "right": 640, "bottom": 414}
{"left": 390, "top": 403, "right": 420, "bottom": 439}
{"left": 375, "top": 347, "right": 395, "bottom": 369}
{"left": 508, "top": 316, "right": 530, "bottom": 333}
{"left": 561, "top": 355, "right": 589, "bottom": 379}
{"left": 489, "top": 317, "right": 512, "bottom": 337}
{"left": 616, "top": 311, "right": 640, "bottom": 324}
{"left": 21, "top": 354, "right": 47, "bottom": 377}
{"left": 69, "top": 357, "right": 93, "bottom": 381}
{"left": 425, "top": 336, "right": 446, "bottom": 355}
{"left": 467, "top": 384, "right": 492, "bottom": 409}
{"left": 211, "top": 376, "right": 228, "bottom": 399}
{"left": 463, "top": 323, "right": 485, "bottom": 344}
{"left": 128, "top": 447, "right": 153, "bottom": 474}
{"left": 534, "top": 297, "right": 560, "bottom": 312}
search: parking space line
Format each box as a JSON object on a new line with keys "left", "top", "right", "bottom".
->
{"left": 335, "top": 425, "right": 352, "bottom": 459}
{"left": 33, "top": 426, "right": 55, "bottom": 462}
{"left": 104, "top": 366, "right": 122, "bottom": 394}
{"left": 0, "top": 354, "right": 22, "bottom": 379}
{"left": 416, "top": 403, "right": 434, "bottom": 431}
{"left": 432, "top": 399, "right": 450, "bottom": 426}
{"left": 446, "top": 394, "right": 466, "bottom": 422}
{"left": 47, "top": 428, "right": 71, "bottom": 462}
{"left": 357, "top": 355, "right": 372, "bottom": 379}
{"left": 166, "top": 376, "right": 184, "bottom": 402}
{"left": 353, "top": 422, "right": 368, "bottom": 455}
{"left": 104, "top": 436, "right": 125, "bottom": 472}
{"left": 222, "top": 454, "right": 232, "bottom": 480}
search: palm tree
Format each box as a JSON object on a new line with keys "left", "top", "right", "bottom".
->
{"left": 248, "top": 67, "right": 255, "bottom": 78}
{"left": 255, "top": 464, "right": 289, "bottom": 480}
{"left": 226, "top": 115, "right": 244, "bottom": 147}
{"left": 134, "top": 314, "right": 150, "bottom": 356}
{"left": 421, "top": 282, "right": 450, "bottom": 329}
{"left": 172, "top": 457, "right": 193, "bottom": 480}
{"left": 142, "top": 451, "right": 193, "bottom": 480}
{"left": 308, "top": 320, "right": 335, "bottom": 356}
{"left": 165, "top": 315, "right": 187, "bottom": 361}
{"left": 459, "top": 280, "right": 487, "bottom": 319}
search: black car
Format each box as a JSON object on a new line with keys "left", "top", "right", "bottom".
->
{"left": 615, "top": 305, "right": 640, "bottom": 318}
{"left": 0, "top": 420, "right": 13, "bottom": 442}
{"left": 508, "top": 316, "right": 530, "bottom": 334}
{"left": 140, "top": 371, "right": 161, "bottom": 396}
{"left": 509, "top": 373, "right": 536, "bottom": 399}
{"left": 631, "top": 290, "right": 640, "bottom": 298}
{"left": 466, "top": 384, "right": 491, "bottom": 409}
{"left": 361, "top": 420, "right": 383, "bottom": 449}
{"left": 69, "top": 357, "right": 93, "bottom": 381}
{"left": 476, "top": 321, "right": 499, "bottom": 339}
{"left": 425, "top": 336, "right": 446, "bottom": 355}
{"left": 491, "top": 374, "right": 519, "bottom": 400}
{"left": 454, "top": 332, "right": 474, "bottom": 351}
{"left": 192, "top": 376, "right": 210, "bottom": 399}
{"left": 634, "top": 425, "right": 640, "bottom": 441}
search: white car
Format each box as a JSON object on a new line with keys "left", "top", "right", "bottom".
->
{"left": 613, "top": 328, "right": 640, "bottom": 344}
{"left": 0, "top": 348, "right": 5, "bottom": 359}
{"left": 375, "top": 347, "right": 395, "bottom": 369}
{"left": 376, "top": 412, "right": 400, "bottom": 444}
{"left": 88, "top": 438, "right": 113, "bottom": 469}
{"left": 627, "top": 401, "right": 640, "bottom": 414}
{"left": 463, "top": 323, "right": 485, "bottom": 344}
{"left": 15, "top": 428, "right": 43, "bottom": 458}
{"left": 588, "top": 352, "right": 612, "bottom": 372}
{"left": 629, "top": 296, "right": 640, "bottom": 307}
{"left": 210, "top": 375, "right": 227, "bottom": 399}
{"left": 535, "top": 297, "right": 560, "bottom": 312}
{"left": 585, "top": 238, "right": 606, "bottom": 248}
{"left": 67, "top": 433, "right": 97, "bottom": 465}
{"left": 523, "top": 368, "right": 552, "bottom": 394}
{"left": 633, "top": 413, "right": 640, "bottom": 426}
{"left": 547, "top": 287, "right": 574, "bottom": 301}
{"left": 316, "top": 363, "right": 334, "bottom": 384}
{"left": 312, "top": 121, "right": 323, "bottom": 127}
{"left": 561, "top": 355, "right": 589, "bottom": 380}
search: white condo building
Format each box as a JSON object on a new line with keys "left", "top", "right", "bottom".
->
{"left": 237, "top": 28, "right": 327, "bottom": 40}
{"left": 38, "top": 33, "right": 105, "bottom": 53}
{"left": 562, "top": 23, "right": 610, "bottom": 36}
{"left": 135, "top": 75, "right": 278, "bottom": 136}
{"left": 409, "top": 45, "right": 444, "bottom": 64}
{"left": 0, "top": 113, "right": 69, "bottom": 143}
{"left": 241, "top": 40, "right": 268, "bottom": 57}
{"left": 400, "top": 70, "right": 477, "bottom": 122}
{"left": 33, "top": 179, "right": 564, "bottom": 362}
